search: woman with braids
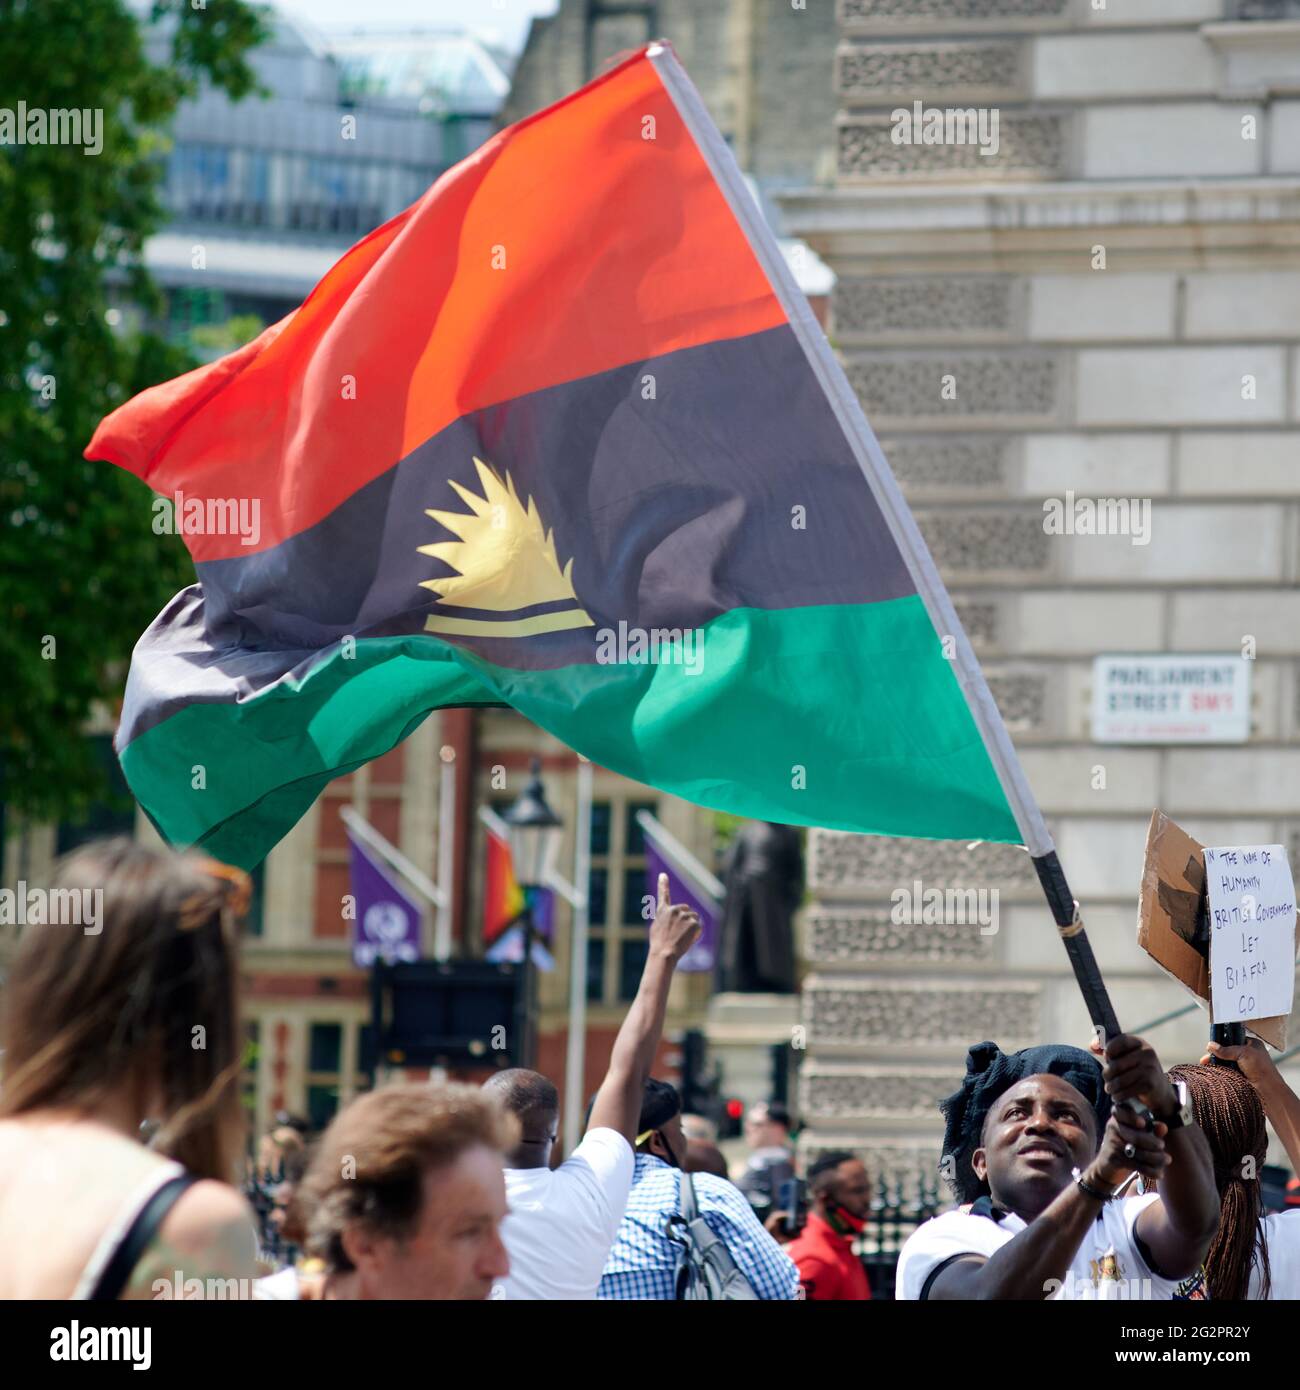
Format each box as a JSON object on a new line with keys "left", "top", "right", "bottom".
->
{"left": 1162, "top": 1063, "right": 1273, "bottom": 1300}
{"left": 0, "top": 838, "right": 260, "bottom": 1298}
{"left": 1176, "top": 1040, "right": 1300, "bottom": 1299}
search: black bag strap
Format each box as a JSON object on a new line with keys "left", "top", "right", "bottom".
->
{"left": 88, "top": 1173, "right": 198, "bottom": 1301}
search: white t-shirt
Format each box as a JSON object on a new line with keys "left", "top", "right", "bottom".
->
{"left": 493, "top": 1128, "right": 634, "bottom": 1301}
{"left": 1250, "top": 1210, "right": 1300, "bottom": 1299}
{"left": 897, "top": 1193, "right": 1182, "bottom": 1301}
{"left": 255, "top": 1266, "right": 299, "bottom": 1300}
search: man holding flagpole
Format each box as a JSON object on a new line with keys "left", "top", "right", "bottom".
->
{"left": 897, "top": 1035, "right": 1218, "bottom": 1301}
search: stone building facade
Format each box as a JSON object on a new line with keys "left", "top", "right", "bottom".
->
{"left": 502, "top": 0, "right": 839, "bottom": 311}
{"left": 784, "top": 0, "right": 1300, "bottom": 1182}
{"left": 501, "top": 0, "right": 839, "bottom": 189}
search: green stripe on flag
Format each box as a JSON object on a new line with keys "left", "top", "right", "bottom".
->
{"left": 122, "top": 596, "right": 1020, "bottom": 868}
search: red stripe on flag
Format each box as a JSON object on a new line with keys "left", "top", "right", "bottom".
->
{"left": 86, "top": 47, "right": 783, "bottom": 561}
{"left": 483, "top": 828, "right": 526, "bottom": 945}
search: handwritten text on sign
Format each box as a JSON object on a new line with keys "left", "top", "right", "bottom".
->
{"left": 1205, "top": 845, "right": 1297, "bottom": 1024}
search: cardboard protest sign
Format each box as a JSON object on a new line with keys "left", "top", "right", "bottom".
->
{"left": 1136, "top": 811, "right": 1297, "bottom": 1049}
{"left": 1204, "top": 844, "right": 1297, "bottom": 1027}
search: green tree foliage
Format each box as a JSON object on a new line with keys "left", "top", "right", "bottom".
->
{"left": 0, "top": 0, "right": 267, "bottom": 824}
{"left": 189, "top": 311, "right": 265, "bottom": 357}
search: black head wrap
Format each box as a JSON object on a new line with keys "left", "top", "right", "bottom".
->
{"left": 939, "top": 1041, "right": 1111, "bottom": 1203}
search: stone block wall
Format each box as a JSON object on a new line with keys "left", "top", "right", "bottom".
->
{"left": 788, "top": 0, "right": 1300, "bottom": 1182}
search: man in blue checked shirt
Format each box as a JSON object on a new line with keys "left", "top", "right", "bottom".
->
{"left": 597, "top": 1078, "right": 800, "bottom": 1300}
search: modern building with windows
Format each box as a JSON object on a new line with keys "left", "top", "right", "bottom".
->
{"left": 138, "top": 11, "right": 512, "bottom": 357}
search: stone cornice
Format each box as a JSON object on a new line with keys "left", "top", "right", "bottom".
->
{"left": 779, "top": 178, "right": 1300, "bottom": 268}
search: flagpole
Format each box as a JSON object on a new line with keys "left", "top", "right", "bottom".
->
{"left": 435, "top": 745, "right": 456, "bottom": 961}
{"left": 339, "top": 805, "right": 445, "bottom": 910}
{"left": 636, "top": 810, "right": 725, "bottom": 903}
{"left": 563, "top": 756, "right": 593, "bottom": 1155}
{"left": 647, "top": 41, "right": 1125, "bottom": 1042}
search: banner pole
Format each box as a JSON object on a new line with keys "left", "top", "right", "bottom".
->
{"left": 340, "top": 804, "right": 444, "bottom": 908}
{"left": 648, "top": 40, "right": 1125, "bottom": 1039}
{"left": 435, "top": 746, "right": 456, "bottom": 961}
{"left": 563, "top": 756, "right": 593, "bottom": 1155}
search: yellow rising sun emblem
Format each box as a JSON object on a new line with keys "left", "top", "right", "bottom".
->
{"left": 419, "top": 457, "right": 594, "bottom": 638}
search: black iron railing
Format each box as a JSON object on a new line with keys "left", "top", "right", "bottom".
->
{"left": 858, "top": 1169, "right": 945, "bottom": 1300}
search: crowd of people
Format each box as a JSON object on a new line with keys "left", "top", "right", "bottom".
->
{"left": 3, "top": 836, "right": 1300, "bottom": 1301}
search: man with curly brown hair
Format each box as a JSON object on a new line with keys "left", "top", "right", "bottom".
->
{"left": 266, "top": 1083, "right": 517, "bottom": 1300}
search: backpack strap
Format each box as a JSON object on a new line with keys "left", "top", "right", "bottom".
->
{"left": 668, "top": 1169, "right": 698, "bottom": 1301}
{"left": 679, "top": 1168, "right": 699, "bottom": 1223}
{"left": 86, "top": 1174, "right": 198, "bottom": 1301}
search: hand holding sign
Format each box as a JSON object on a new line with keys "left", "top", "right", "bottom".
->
{"left": 1137, "top": 812, "right": 1299, "bottom": 1048}
{"left": 1205, "top": 845, "right": 1297, "bottom": 1027}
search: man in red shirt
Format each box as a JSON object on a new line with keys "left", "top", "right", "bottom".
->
{"left": 786, "top": 1152, "right": 873, "bottom": 1300}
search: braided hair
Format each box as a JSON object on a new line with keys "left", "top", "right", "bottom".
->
{"left": 1169, "top": 1063, "right": 1271, "bottom": 1300}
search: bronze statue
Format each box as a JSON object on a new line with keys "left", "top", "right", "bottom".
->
{"left": 714, "top": 821, "right": 804, "bottom": 994}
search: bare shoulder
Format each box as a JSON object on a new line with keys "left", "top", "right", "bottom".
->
{"left": 122, "top": 1181, "right": 260, "bottom": 1300}
{"left": 161, "top": 1180, "right": 260, "bottom": 1263}
{"left": 165, "top": 1179, "right": 256, "bottom": 1237}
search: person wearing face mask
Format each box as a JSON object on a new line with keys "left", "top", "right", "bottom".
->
{"left": 785, "top": 1152, "right": 873, "bottom": 1300}
{"left": 597, "top": 1078, "right": 798, "bottom": 1299}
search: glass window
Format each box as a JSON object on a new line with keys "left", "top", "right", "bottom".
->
{"left": 622, "top": 868, "right": 649, "bottom": 926}
{"left": 244, "top": 862, "right": 265, "bottom": 938}
{"left": 246, "top": 150, "right": 269, "bottom": 224}
{"left": 585, "top": 937, "right": 606, "bottom": 1003}
{"left": 587, "top": 867, "right": 608, "bottom": 926}
{"left": 589, "top": 801, "right": 611, "bottom": 856}
{"left": 618, "top": 937, "right": 648, "bottom": 1001}
{"left": 307, "top": 1083, "right": 339, "bottom": 1131}
{"left": 309, "top": 1022, "right": 342, "bottom": 1074}
{"left": 624, "top": 801, "right": 656, "bottom": 856}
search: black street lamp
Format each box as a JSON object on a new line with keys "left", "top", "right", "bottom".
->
{"left": 502, "top": 757, "right": 563, "bottom": 1066}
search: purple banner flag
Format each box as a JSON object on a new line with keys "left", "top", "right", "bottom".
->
{"left": 524, "top": 884, "right": 555, "bottom": 944}
{"left": 347, "top": 830, "right": 423, "bottom": 968}
{"left": 645, "top": 836, "right": 719, "bottom": 973}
